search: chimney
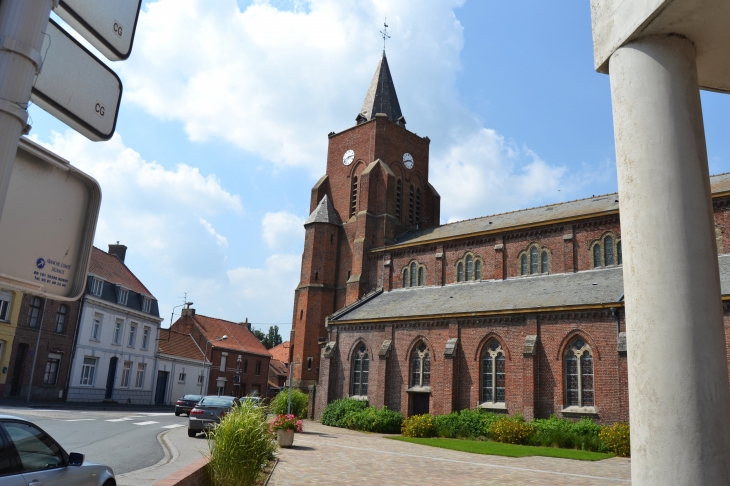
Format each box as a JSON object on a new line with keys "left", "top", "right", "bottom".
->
{"left": 181, "top": 302, "right": 195, "bottom": 317}
{"left": 108, "top": 242, "right": 127, "bottom": 262}
{"left": 244, "top": 318, "right": 251, "bottom": 330}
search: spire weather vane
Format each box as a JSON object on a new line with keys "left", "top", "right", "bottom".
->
{"left": 380, "top": 19, "right": 390, "bottom": 51}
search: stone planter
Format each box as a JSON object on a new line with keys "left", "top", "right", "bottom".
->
{"left": 277, "top": 429, "right": 294, "bottom": 448}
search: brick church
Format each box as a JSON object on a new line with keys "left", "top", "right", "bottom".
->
{"left": 289, "top": 52, "right": 730, "bottom": 424}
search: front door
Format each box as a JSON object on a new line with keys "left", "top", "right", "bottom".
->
{"left": 411, "top": 393, "right": 429, "bottom": 415}
{"left": 10, "top": 344, "right": 28, "bottom": 396}
{"left": 155, "top": 371, "right": 168, "bottom": 404}
{"left": 105, "top": 357, "right": 118, "bottom": 399}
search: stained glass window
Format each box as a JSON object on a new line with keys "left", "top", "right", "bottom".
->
{"left": 418, "top": 267, "right": 424, "bottom": 286}
{"left": 481, "top": 339, "right": 506, "bottom": 403}
{"left": 565, "top": 354, "right": 579, "bottom": 406}
{"left": 466, "top": 255, "right": 473, "bottom": 280}
{"left": 581, "top": 352, "right": 594, "bottom": 406}
{"left": 617, "top": 241, "right": 622, "bottom": 265}
{"left": 457, "top": 262, "right": 464, "bottom": 282}
{"left": 541, "top": 251, "right": 548, "bottom": 274}
{"left": 521, "top": 255, "right": 527, "bottom": 275}
{"left": 604, "top": 236, "right": 614, "bottom": 265}
{"left": 530, "top": 247, "right": 538, "bottom": 274}
{"left": 403, "top": 268, "right": 409, "bottom": 288}
{"left": 411, "top": 343, "right": 430, "bottom": 388}
{"left": 475, "top": 260, "right": 481, "bottom": 280}
{"left": 593, "top": 244, "right": 602, "bottom": 267}
{"left": 565, "top": 338, "right": 594, "bottom": 408}
{"left": 410, "top": 262, "right": 417, "bottom": 287}
{"left": 352, "top": 344, "right": 369, "bottom": 396}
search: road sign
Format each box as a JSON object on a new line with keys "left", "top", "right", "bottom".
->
{"left": 0, "top": 137, "right": 101, "bottom": 301}
{"left": 31, "top": 19, "right": 122, "bottom": 142}
{"left": 54, "top": 0, "right": 142, "bottom": 62}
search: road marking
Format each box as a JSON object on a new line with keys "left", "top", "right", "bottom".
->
{"left": 105, "top": 418, "right": 134, "bottom": 422}
{"left": 161, "top": 424, "right": 185, "bottom": 429}
{"left": 139, "top": 412, "right": 174, "bottom": 416}
{"left": 62, "top": 419, "right": 96, "bottom": 422}
{"left": 132, "top": 421, "right": 159, "bottom": 425}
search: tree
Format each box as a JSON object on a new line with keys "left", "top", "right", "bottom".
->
{"left": 264, "top": 325, "right": 283, "bottom": 349}
{"left": 253, "top": 328, "right": 266, "bottom": 343}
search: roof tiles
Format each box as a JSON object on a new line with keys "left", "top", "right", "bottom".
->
{"left": 88, "top": 247, "right": 153, "bottom": 296}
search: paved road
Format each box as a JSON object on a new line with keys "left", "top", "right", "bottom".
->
{"left": 0, "top": 406, "right": 198, "bottom": 475}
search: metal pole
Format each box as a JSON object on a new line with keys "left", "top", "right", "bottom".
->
{"left": 26, "top": 298, "right": 47, "bottom": 401}
{"left": 287, "top": 361, "right": 293, "bottom": 415}
{"left": 0, "top": 0, "right": 54, "bottom": 218}
{"left": 200, "top": 340, "right": 209, "bottom": 395}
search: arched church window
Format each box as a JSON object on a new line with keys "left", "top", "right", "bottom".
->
{"left": 351, "top": 343, "right": 369, "bottom": 397}
{"left": 604, "top": 236, "right": 614, "bottom": 265}
{"left": 481, "top": 339, "right": 505, "bottom": 404}
{"left": 415, "top": 188, "right": 421, "bottom": 225}
{"left": 403, "top": 261, "right": 425, "bottom": 288}
{"left": 409, "top": 185, "right": 415, "bottom": 225}
{"left": 466, "top": 255, "right": 473, "bottom": 281}
{"left": 410, "top": 262, "right": 417, "bottom": 287}
{"left": 350, "top": 176, "right": 358, "bottom": 218}
{"left": 593, "top": 244, "right": 602, "bottom": 267}
{"left": 564, "top": 337, "right": 594, "bottom": 407}
{"left": 403, "top": 268, "right": 409, "bottom": 288}
{"left": 521, "top": 255, "right": 527, "bottom": 275}
{"left": 410, "top": 342, "right": 430, "bottom": 388}
{"left": 457, "top": 262, "right": 464, "bottom": 282}
{"left": 541, "top": 251, "right": 548, "bottom": 274}
{"left": 475, "top": 260, "right": 481, "bottom": 280}
{"left": 396, "top": 179, "right": 402, "bottom": 219}
{"left": 418, "top": 266, "right": 424, "bottom": 286}
{"left": 530, "top": 247, "right": 538, "bottom": 274}
{"left": 617, "top": 241, "right": 622, "bottom": 265}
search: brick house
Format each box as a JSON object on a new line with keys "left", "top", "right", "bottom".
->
{"left": 169, "top": 308, "right": 271, "bottom": 397}
{"left": 292, "top": 53, "right": 730, "bottom": 424}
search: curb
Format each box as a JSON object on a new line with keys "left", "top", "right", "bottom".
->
{"left": 116, "top": 428, "right": 177, "bottom": 483}
{"left": 264, "top": 457, "right": 279, "bottom": 486}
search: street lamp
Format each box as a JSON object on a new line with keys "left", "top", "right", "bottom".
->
{"left": 201, "top": 335, "right": 228, "bottom": 395}
{"left": 169, "top": 301, "right": 193, "bottom": 332}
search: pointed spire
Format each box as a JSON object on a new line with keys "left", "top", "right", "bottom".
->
{"left": 357, "top": 52, "right": 405, "bottom": 127}
{"left": 304, "top": 195, "right": 341, "bottom": 225}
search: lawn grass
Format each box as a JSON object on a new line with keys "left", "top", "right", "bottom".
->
{"left": 386, "top": 436, "right": 614, "bottom": 461}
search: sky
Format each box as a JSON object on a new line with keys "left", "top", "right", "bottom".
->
{"left": 27, "top": 0, "right": 730, "bottom": 341}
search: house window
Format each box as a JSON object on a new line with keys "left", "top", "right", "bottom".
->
{"left": 28, "top": 297, "right": 42, "bottom": 328}
{"left": 142, "top": 297, "right": 152, "bottom": 314}
{"left": 91, "top": 313, "right": 102, "bottom": 341}
{"left": 565, "top": 337, "right": 594, "bottom": 407}
{"left": 43, "top": 355, "right": 61, "bottom": 385}
{"left": 135, "top": 363, "right": 146, "bottom": 388}
{"left": 396, "top": 179, "right": 402, "bottom": 218}
{"left": 217, "top": 385, "right": 225, "bottom": 396}
{"left": 456, "top": 253, "right": 483, "bottom": 282}
{"left": 121, "top": 361, "right": 132, "bottom": 387}
{"left": 0, "top": 291, "right": 11, "bottom": 322}
{"left": 350, "top": 176, "right": 358, "bottom": 218}
{"left": 142, "top": 327, "right": 150, "bottom": 350}
{"left": 128, "top": 323, "right": 137, "bottom": 347}
{"left": 220, "top": 354, "right": 227, "bottom": 372}
{"left": 54, "top": 305, "right": 67, "bottom": 333}
{"left": 197, "top": 372, "right": 204, "bottom": 385}
{"left": 351, "top": 344, "right": 369, "bottom": 396}
{"left": 255, "top": 361, "right": 261, "bottom": 376}
{"left": 410, "top": 342, "right": 430, "bottom": 388}
{"left": 116, "top": 286, "right": 129, "bottom": 306}
{"left": 307, "top": 357, "right": 313, "bottom": 370}
{"left": 79, "top": 357, "right": 97, "bottom": 386}
{"left": 481, "top": 339, "right": 506, "bottom": 404}
{"left": 112, "top": 319, "right": 123, "bottom": 345}
{"left": 178, "top": 369, "right": 186, "bottom": 383}
{"left": 236, "top": 356, "right": 242, "bottom": 373}
{"left": 243, "top": 360, "right": 248, "bottom": 374}
{"left": 90, "top": 277, "right": 103, "bottom": 296}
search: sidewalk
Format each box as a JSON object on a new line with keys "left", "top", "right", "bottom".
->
{"left": 0, "top": 397, "right": 174, "bottom": 413}
{"left": 270, "top": 421, "right": 632, "bottom": 485}
{"left": 116, "top": 425, "right": 210, "bottom": 486}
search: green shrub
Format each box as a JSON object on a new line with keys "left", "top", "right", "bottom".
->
{"left": 599, "top": 422, "right": 630, "bottom": 457}
{"left": 489, "top": 415, "right": 534, "bottom": 445}
{"left": 433, "top": 409, "right": 500, "bottom": 439}
{"left": 401, "top": 414, "right": 435, "bottom": 438}
{"left": 320, "top": 398, "right": 368, "bottom": 428}
{"left": 344, "top": 406, "right": 404, "bottom": 433}
{"left": 270, "top": 389, "right": 309, "bottom": 419}
{"left": 529, "top": 415, "right": 607, "bottom": 452}
{"left": 207, "top": 401, "right": 277, "bottom": 486}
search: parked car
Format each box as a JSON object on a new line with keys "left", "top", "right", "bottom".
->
{"left": 240, "top": 395, "right": 261, "bottom": 408}
{"left": 174, "top": 394, "right": 203, "bottom": 416}
{"left": 188, "top": 396, "right": 241, "bottom": 437}
{"left": 0, "top": 414, "right": 115, "bottom": 486}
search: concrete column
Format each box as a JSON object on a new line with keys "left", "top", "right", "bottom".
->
{"left": 609, "top": 35, "right": 730, "bottom": 484}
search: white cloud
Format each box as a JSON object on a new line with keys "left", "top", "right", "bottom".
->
{"left": 262, "top": 211, "right": 305, "bottom": 251}
{"left": 227, "top": 253, "right": 301, "bottom": 301}
{"left": 200, "top": 218, "right": 229, "bottom": 248}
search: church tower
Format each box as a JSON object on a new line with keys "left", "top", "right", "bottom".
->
{"left": 289, "top": 52, "right": 441, "bottom": 387}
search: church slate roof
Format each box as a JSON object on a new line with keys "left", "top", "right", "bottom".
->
{"left": 382, "top": 172, "right": 730, "bottom": 250}
{"left": 358, "top": 52, "right": 404, "bottom": 124}
{"left": 304, "top": 194, "right": 341, "bottom": 225}
{"left": 331, "top": 255, "right": 730, "bottom": 322}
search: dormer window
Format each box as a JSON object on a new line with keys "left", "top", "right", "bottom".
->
{"left": 90, "top": 277, "right": 104, "bottom": 297}
{"left": 142, "top": 297, "right": 153, "bottom": 314}
{"left": 116, "top": 286, "right": 129, "bottom": 306}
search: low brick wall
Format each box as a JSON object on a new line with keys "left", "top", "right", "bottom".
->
{"left": 153, "top": 457, "right": 210, "bottom": 486}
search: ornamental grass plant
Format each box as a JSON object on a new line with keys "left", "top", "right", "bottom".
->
{"left": 270, "top": 389, "right": 309, "bottom": 419}
{"left": 207, "top": 401, "right": 277, "bottom": 486}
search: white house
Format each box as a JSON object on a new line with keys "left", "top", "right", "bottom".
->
{"left": 67, "top": 245, "right": 162, "bottom": 404}
{"left": 156, "top": 328, "right": 207, "bottom": 405}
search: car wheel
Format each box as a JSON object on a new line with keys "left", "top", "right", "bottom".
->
{"left": 175, "top": 411, "right": 180, "bottom": 417}
{"left": 188, "top": 428, "right": 197, "bottom": 438}
{"left": 102, "top": 480, "right": 116, "bottom": 486}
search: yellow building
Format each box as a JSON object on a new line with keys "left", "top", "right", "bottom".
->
{"left": 0, "top": 288, "right": 22, "bottom": 396}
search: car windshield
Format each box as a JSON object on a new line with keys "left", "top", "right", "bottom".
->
{"left": 182, "top": 395, "right": 202, "bottom": 401}
{"left": 199, "top": 397, "right": 234, "bottom": 407}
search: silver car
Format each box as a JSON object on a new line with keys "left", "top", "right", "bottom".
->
{"left": 188, "top": 395, "right": 240, "bottom": 437}
{"left": 0, "top": 414, "right": 115, "bottom": 486}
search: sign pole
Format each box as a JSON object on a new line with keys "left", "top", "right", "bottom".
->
{"left": 26, "top": 298, "right": 47, "bottom": 402}
{"left": 0, "top": 0, "right": 53, "bottom": 219}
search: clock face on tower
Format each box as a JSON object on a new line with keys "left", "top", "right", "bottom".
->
{"left": 343, "top": 150, "right": 355, "bottom": 166}
{"left": 403, "top": 153, "right": 414, "bottom": 169}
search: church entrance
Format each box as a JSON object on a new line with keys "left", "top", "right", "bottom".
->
{"left": 411, "top": 393, "right": 429, "bottom": 415}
